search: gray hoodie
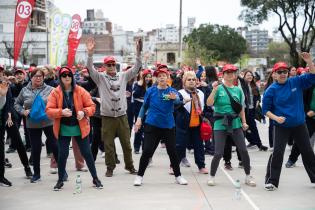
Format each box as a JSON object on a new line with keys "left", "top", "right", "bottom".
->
{"left": 14, "top": 82, "right": 54, "bottom": 128}
{"left": 87, "top": 56, "right": 142, "bottom": 117}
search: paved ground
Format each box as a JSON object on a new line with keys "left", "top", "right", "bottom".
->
{"left": 1, "top": 123, "right": 315, "bottom": 210}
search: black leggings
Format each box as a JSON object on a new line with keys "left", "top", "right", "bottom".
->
{"left": 288, "top": 118, "right": 315, "bottom": 163}
{"left": 28, "top": 126, "right": 58, "bottom": 177}
{"left": 137, "top": 124, "right": 181, "bottom": 177}
{"left": 265, "top": 124, "right": 315, "bottom": 187}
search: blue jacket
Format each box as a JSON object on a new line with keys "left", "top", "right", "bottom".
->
{"left": 143, "top": 86, "right": 180, "bottom": 129}
{"left": 262, "top": 73, "right": 315, "bottom": 127}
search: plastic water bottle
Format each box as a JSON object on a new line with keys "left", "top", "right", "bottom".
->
{"left": 234, "top": 179, "right": 241, "bottom": 200}
{"left": 75, "top": 175, "right": 82, "bottom": 194}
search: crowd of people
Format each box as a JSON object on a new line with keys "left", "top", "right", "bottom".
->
{"left": 0, "top": 38, "right": 315, "bottom": 192}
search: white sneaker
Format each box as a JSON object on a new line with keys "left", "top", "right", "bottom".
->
{"left": 245, "top": 175, "right": 256, "bottom": 187}
{"left": 207, "top": 176, "right": 215, "bottom": 186}
{"left": 101, "top": 152, "right": 105, "bottom": 158}
{"left": 175, "top": 176, "right": 188, "bottom": 185}
{"left": 50, "top": 168, "right": 57, "bottom": 174}
{"left": 264, "top": 183, "right": 277, "bottom": 191}
{"left": 134, "top": 176, "right": 143, "bottom": 186}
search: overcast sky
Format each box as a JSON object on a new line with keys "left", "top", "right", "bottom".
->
{"left": 53, "top": 0, "right": 278, "bottom": 32}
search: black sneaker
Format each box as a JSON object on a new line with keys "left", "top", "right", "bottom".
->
{"left": 53, "top": 181, "right": 64, "bottom": 191}
{"left": 30, "top": 175, "right": 41, "bottom": 183}
{"left": 6, "top": 148, "right": 16, "bottom": 153}
{"left": 105, "top": 169, "right": 113, "bottom": 177}
{"left": 224, "top": 162, "right": 233, "bottom": 171}
{"left": 0, "top": 177, "right": 12, "bottom": 187}
{"left": 93, "top": 178, "right": 103, "bottom": 189}
{"left": 24, "top": 167, "right": 33, "bottom": 179}
{"left": 5, "top": 158, "right": 12, "bottom": 168}
{"left": 259, "top": 145, "right": 268, "bottom": 151}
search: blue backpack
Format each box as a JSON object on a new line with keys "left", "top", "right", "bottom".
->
{"left": 29, "top": 93, "right": 48, "bottom": 122}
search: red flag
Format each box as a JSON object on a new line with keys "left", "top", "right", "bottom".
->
{"left": 67, "top": 14, "right": 82, "bottom": 68}
{"left": 14, "top": 0, "right": 35, "bottom": 67}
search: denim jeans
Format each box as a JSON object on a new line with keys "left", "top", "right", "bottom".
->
{"left": 57, "top": 135, "right": 98, "bottom": 181}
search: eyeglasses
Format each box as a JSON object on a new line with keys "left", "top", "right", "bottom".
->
{"left": 186, "top": 78, "right": 196, "bottom": 81}
{"left": 276, "top": 70, "right": 288, "bottom": 75}
{"left": 61, "top": 74, "right": 72, "bottom": 78}
{"left": 33, "top": 75, "right": 43, "bottom": 79}
{"left": 106, "top": 64, "right": 116, "bottom": 67}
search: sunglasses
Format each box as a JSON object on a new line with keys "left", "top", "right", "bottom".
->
{"left": 186, "top": 78, "right": 196, "bottom": 81}
{"left": 276, "top": 70, "right": 288, "bottom": 75}
{"left": 61, "top": 74, "right": 72, "bottom": 78}
{"left": 106, "top": 64, "right": 116, "bottom": 67}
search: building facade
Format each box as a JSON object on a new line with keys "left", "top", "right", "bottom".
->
{"left": 245, "top": 29, "right": 270, "bottom": 57}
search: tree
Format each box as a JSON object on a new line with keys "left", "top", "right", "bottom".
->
{"left": 183, "top": 24, "right": 247, "bottom": 65}
{"left": 1, "top": 40, "right": 35, "bottom": 64}
{"left": 267, "top": 41, "right": 290, "bottom": 65}
{"left": 240, "top": 0, "right": 315, "bottom": 67}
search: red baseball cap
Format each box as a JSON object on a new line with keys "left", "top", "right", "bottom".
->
{"left": 222, "top": 64, "right": 238, "bottom": 72}
{"left": 14, "top": 69, "right": 26, "bottom": 75}
{"left": 59, "top": 66, "right": 73, "bottom": 75}
{"left": 142, "top": 69, "right": 152, "bottom": 76}
{"left": 104, "top": 56, "right": 116, "bottom": 64}
{"left": 153, "top": 64, "right": 169, "bottom": 77}
{"left": 272, "top": 62, "right": 288, "bottom": 72}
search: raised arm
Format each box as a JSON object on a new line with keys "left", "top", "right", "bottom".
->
{"left": 124, "top": 38, "right": 143, "bottom": 81}
{"left": 195, "top": 58, "right": 204, "bottom": 79}
{"left": 86, "top": 37, "right": 101, "bottom": 84}
{"left": 300, "top": 52, "right": 315, "bottom": 74}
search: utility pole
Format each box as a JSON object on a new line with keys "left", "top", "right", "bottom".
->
{"left": 178, "top": 0, "right": 182, "bottom": 68}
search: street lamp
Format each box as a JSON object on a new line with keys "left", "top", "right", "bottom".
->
{"left": 178, "top": 0, "right": 182, "bottom": 68}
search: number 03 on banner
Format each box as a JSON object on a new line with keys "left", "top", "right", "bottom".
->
{"left": 17, "top": 1, "right": 32, "bottom": 19}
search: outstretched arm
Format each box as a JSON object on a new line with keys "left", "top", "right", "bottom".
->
{"left": 124, "top": 38, "right": 143, "bottom": 81}
{"left": 86, "top": 37, "right": 101, "bottom": 84}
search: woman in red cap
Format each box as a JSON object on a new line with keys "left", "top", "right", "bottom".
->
{"left": 46, "top": 66, "right": 103, "bottom": 191}
{"left": 263, "top": 53, "right": 315, "bottom": 191}
{"left": 206, "top": 64, "right": 256, "bottom": 187}
{"left": 133, "top": 65, "right": 188, "bottom": 186}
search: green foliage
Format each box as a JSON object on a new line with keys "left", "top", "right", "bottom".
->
{"left": 183, "top": 24, "right": 247, "bottom": 64}
{"left": 240, "top": 0, "right": 315, "bottom": 67}
{"left": 267, "top": 41, "right": 290, "bottom": 65}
